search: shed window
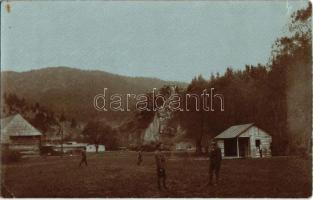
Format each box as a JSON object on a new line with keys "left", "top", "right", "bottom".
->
{"left": 255, "top": 139, "right": 261, "bottom": 147}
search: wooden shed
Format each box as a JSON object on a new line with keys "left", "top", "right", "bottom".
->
{"left": 214, "top": 123, "right": 272, "bottom": 158}
{"left": 1, "top": 114, "right": 42, "bottom": 155}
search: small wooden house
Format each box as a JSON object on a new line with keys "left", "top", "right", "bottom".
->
{"left": 214, "top": 123, "right": 272, "bottom": 158}
{"left": 1, "top": 114, "right": 42, "bottom": 155}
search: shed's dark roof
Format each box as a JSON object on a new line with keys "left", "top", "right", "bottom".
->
{"left": 215, "top": 123, "right": 254, "bottom": 139}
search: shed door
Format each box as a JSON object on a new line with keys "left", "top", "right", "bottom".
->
{"left": 224, "top": 138, "right": 237, "bottom": 156}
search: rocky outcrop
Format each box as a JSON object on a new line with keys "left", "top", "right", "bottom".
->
{"left": 142, "top": 85, "right": 177, "bottom": 144}
{"left": 143, "top": 114, "right": 160, "bottom": 144}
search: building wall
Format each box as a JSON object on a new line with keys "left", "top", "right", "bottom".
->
{"left": 240, "top": 126, "right": 272, "bottom": 158}
{"left": 9, "top": 136, "right": 41, "bottom": 154}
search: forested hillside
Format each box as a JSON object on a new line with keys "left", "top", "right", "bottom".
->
{"left": 1, "top": 66, "right": 186, "bottom": 124}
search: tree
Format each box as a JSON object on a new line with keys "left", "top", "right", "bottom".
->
{"left": 71, "top": 118, "right": 77, "bottom": 128}
{"left": 270, "top": 3, "right": 311, "bottom": 155}
{"left": 59, "top": 113, "right": 66, "bottom": 122}
{"left": 173, "top": 75, "right": 210, "bottom": 154}
{"left": 31, "top": 112, "right": 49, "bottom": 134}
{"left": 82, "top": 120, "right": 117, "bottom": 152}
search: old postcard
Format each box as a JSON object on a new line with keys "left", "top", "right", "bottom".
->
{"left": 0, "top": 0, "right": 311, "bottom": 198}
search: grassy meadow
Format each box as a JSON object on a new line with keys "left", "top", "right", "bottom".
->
{"left": 1, "top": 152, "right": 311, "bottom": 197}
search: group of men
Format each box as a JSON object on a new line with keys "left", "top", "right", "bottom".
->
{"left": 139, "top": 141, "right": 222, "bottom": 190}
{"left": 79, "top": 141, "right": 222, "bottom": 190}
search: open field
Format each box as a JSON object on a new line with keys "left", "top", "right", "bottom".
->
{"left": 1, "top": 152, "right": 311, "bottom": 197}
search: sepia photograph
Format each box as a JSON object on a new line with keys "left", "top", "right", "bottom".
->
{"left": 0, "top": 0, "right": 312, "bottom": 198}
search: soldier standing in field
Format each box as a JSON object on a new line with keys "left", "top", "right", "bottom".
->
{"left": 137, "top": 149, "right": 143, "bottom": 166}
{"left": 79, "top": 147, "right": 88, "bottom": 167}
{"left": 155, "top": 143, "right": 168, "bottom": 190}
{"left": 208, "top": 141, "right": 222, "bottom": 186}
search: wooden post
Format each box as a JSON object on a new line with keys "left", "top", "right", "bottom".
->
{"left": 248, "top": 138, "right": 251, "bottom": 157}
{"left": 237, "top": 137, "right": 240, "bottom": 158}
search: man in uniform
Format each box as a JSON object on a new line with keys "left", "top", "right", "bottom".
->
{"left": 155, "top": 143, "right": 168, "bottom": 190}
{"left": 79, "top": 147, "right": 88, "bottom": 167}
{"left": 137, "top": 148, "right": 143, "bottom": 166}
{"left": 208, "top": 141, "right": 222, "bottom": 186}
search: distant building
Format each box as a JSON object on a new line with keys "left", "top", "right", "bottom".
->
{"left": 214, "top": 123, "right": 272, "bottom": 158}
{"left": 175, "top": 141, "right": 195, "bottom": 151}
{"left": 1, "top": 114, "right": 42, "bottom": 155}
{"left": 86, "top": 144, "right": 105, "bottom": 152}
{"left": 49, "top": 143, "right": 105, "bottom": 154}
{"left": 52, "top": 141, "right": 86, "bottom": 154}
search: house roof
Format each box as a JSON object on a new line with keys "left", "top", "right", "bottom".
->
{"left": 0, "top": 115, "right": 15, "bottom": 128}
{"left": 215, "top": 123, "right": 254, "bottom": 139}
{"left": 1, "top": 114, "right": 42, "bottom": 143}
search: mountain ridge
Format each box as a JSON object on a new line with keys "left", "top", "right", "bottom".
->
{"left": 1, "top": 66, "right": 187, "bottom": 84}
{"left": 1, "top": 66, "right": 187, "bottom": 124}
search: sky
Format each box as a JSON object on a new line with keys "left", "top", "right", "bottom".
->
{"left": 1, "top": 1, "right": 308, "bottom": 82}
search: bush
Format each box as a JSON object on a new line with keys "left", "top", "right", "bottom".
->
{"left": 2, "top": 150, "right": 21, "bottom": 163}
